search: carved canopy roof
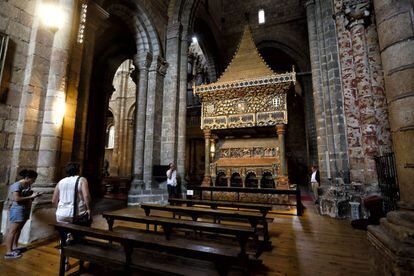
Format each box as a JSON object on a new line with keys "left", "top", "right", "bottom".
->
{"left": 194, "top": 25, "right": 296, "bottom": 98}
{"left": 194, "top": 25, "right": 296, "bottom": 130}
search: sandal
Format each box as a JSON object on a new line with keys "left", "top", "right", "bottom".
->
{"left": 4, "top": 251, "right": 22, "bottom": 259}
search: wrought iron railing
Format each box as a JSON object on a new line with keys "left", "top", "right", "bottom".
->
{"left": 374, "top": 152, "right": 400, "bottom": 213}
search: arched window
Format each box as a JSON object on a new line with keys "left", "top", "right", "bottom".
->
{"left": 258, "top": 9, "right": 265, "bottom": 24}
{"left": 107, "top": 125, "right": 115, "bottom": 149}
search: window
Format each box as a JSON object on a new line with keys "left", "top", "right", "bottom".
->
{"left": 258, "top": 9, "right": 265, "bottom": 24}
{"left": 107, "top": 125, "right": 115, "bottom": 149}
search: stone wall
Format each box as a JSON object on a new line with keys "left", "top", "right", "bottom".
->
{"left": 0, "top": 0, "right": 41, "bottom": 198}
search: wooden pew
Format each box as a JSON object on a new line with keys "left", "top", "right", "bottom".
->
{"left": 140, "top": 203, "right": 271, "bottom": 247}
{"left": 53, "top": 222, "right": 248, "bottom": 276}
{"left": 168, "top": 198, "right": 272, "bottom": 217}
{"left": 102, "top": 210, "right": 258, "bottom": 257}
{"left": 187, "top": 186, "right": 303, "bottom": 216}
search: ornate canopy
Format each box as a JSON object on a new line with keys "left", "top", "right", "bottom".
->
{"left": 194, "top": 25, "right": 296, "bottom": 130}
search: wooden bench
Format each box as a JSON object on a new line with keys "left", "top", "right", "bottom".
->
{"left": 188, "top": 186, "right": 303, "bottom": 216}
{"left": 140, "top": 203, "right": 271, "bottom": 247}
{"left": 53, "top": 222, "right": 248, "bottom": 276}
{"left": 168, "top": 198, "right": 272, "bottom": 217}
{"left": 102, "top": 210, "right": 259, "bottom": 256}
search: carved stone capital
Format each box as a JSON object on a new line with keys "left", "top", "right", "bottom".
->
{"left": 343, "top": 0, "right": 372, "bottom": 29}
{"left": 150, "top": 55, "right": 168, "bottom": 76}
{"left": 203, "top": 128, "right": 211, "bottom": 139}
{"left": 276, "top": 124, "right": 286, "bottom": 135}
{"left": 133, "top": 51, "right": 153, "bottom": 71}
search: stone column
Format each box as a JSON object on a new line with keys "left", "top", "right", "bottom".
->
{"left": 177, "top": 33, "right": 189, "bottom": 187}
{"left": 14, "top": 0, "right": 80, "bottom": 244}
{"left": 202, "top": 128, "right": 211, "bottom": 186}
{"left": 304, "top": 0, "right": 335, "bottom": 184}
{"left": 70, "top": 3, "right": 109, "bottom": 167}
{"left": 345, "top": 0, "right": 379, "bottom": 186}
{"left": 305, "top": 0, "right": 351, "bottom": 217}
{"left": 368, "top": 0, "right": 414, "bottom": 274}
{"left": 277, "top": 124, "right": 287, "bottom": 176}
{"left": 143, "top": 56, "right": 167, "bottom": 188}
{"left": 161, "top": 22, "right": 182, "bottom": 164}
{"left": 130, "top": 52, "right": 152, "bottom": 193}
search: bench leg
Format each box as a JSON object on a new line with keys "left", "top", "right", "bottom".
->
{"left": 59, "top": 250, "right": 66, "bottom": 276}
{"left": 239, "top": 236, "right": 248, "bottom": 256}
{"left": 215, "top": 259, "right": 229, "bottom": 276}
{"left": 79, "top": 260, "right": 84, "bottom": 274}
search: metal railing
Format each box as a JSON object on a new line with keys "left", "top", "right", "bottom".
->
{"left": 374, "top": 152, "right": 399, "bottom": 213}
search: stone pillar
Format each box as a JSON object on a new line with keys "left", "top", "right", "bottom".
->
{"left": 161, "top": 22, "right": 182, "bottom": 164}
{"left": 14, "top": 0, "right": 78, "bottom": 244}
{"left": 130, "top": 52, "right": 152, "bottom": 193}
{"left": 70, "top": 2, "right": 109, "bottom": 173}
{"left": 305, "top": 0, "right": 351, "bottom": 217}
{"left": 368, "top": 0, "right": 414, "bottom": 274}
{"left": 304, "top": 0, "right": 335, "bottom": 184}
{"left": 345, "top": 0, "right": 380, "bottom": 186}
{"left": 143, "top": 56, "right": 167, "bottom": 188}
{"left": 176, "top": 33, "right": 189, "bottom": 188}
{"left": 277, "top": 124, "right": 287, "bottom": 176}
{"left": 202, "top": 128, "right": 211, "bottom": 186}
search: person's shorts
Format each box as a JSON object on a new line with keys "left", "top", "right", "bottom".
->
{"left": 9, "top": 205, "right": 30, "bottom": 223}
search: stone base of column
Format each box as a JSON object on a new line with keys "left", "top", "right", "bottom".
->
{"left": 1, "top": 201, "right": 57, "bottom": 245}
{"left": 367, "top": 210, "right": 414, "bottom": 275}
{"left": 129, "top": 175, "right": 145, "bottom": 195}
{"left": 127, "top": 187, "right": 169, "bottom": 206}
{"left": 201, "top": 176, "right": 211, "bottom": 187}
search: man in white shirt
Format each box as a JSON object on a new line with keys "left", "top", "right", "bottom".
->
{"left": 166, "top": 163, "right": 177, "bottom": 198}
{"left": 310, "top": 165, "right": 320, "bottom": 204}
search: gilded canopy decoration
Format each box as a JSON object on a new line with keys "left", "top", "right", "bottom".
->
{"left": 194, "top": 25, "right": 296, "bottom": 130}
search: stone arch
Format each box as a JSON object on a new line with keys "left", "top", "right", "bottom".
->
{"left": 192, "top": 17, "right": 222, "bottom": 81}
{"left": 256, "top": 40, "right": 310, "bottom": 73}
{"left": 102, "top": 0, "right": 163, "bottom": 57}
{"left": 169, "top": 0, "right": 206, "bottom": 39}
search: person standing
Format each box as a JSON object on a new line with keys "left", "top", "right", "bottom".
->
{"left": 4, "top": 169, "right": 41, "bottom": 259}
{"left": 52, "top": 162, "right": 91, "bottom": 271}
{"left": 52, "top": 162, "right": 91, "bottom": 224}
{"left": 310, "top": 165, "right": 320, "bottom": 204}
{"left": 166, "top": 163, "right": 177, "bottom": 198}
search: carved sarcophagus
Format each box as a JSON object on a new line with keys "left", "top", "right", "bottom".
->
{"left": 211, "top": 138, "right": 280, "bottom": 188}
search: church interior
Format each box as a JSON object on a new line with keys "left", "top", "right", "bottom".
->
{"left": 0, "top": 0, "right": 413, "bottom": 275}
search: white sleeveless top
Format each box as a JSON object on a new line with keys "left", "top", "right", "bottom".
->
{"left": 56, "top": 176, "right": 87, "bottom": 221}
